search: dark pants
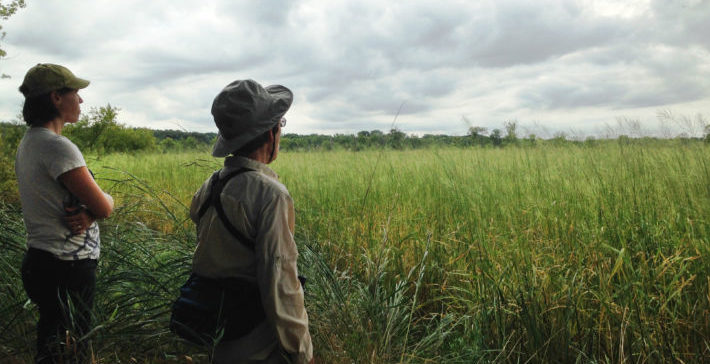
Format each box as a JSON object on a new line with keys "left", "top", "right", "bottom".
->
{"left": 21, "top": 248, "right": 97, "bottom": 364}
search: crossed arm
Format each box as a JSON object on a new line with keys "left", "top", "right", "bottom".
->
{"left": 58, "top": 166, "right": 114, "bottom": 234}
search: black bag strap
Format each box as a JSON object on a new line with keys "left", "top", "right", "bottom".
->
{"left": 197, "top": 168, "right": 256, "bottom": 251}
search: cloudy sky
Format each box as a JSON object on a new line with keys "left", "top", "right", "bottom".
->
{"left": 1, "top": 0, "right": 708, "bottom": 137}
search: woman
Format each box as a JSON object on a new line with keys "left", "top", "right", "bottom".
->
{"left": 188, "top": 79, "right": 313, "bottom": 363}
{"left": 15, "top": 63, "right": 114, "bottom": 363}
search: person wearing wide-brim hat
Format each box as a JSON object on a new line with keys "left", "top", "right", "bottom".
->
{"left": 188, "top": 79, "right": 313, "bottom": 363}
{"left": 15, "top": 63, "right": 114, "bottom": 363}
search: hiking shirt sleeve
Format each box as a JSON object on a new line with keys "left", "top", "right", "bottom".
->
{"left": 255, "top": 192, "right": 313, "bottom": 364}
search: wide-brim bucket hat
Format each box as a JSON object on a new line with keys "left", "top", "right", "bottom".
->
{"left": 19, "top": 63, "right": 90, "bottom": 97}
{"left": 211, "top": 79, "right": 292, "bottom": 157}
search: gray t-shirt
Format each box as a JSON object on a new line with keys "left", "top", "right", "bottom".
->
{"left": 15, "top": 127, "right": 100, "bottom": 260}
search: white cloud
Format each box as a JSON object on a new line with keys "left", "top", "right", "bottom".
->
{"left": 0, "top": 0, "right": 707, "bottom": 137}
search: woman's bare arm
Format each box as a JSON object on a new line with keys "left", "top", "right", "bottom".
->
{"left": 58, "top": 166, "right": 114, "bottom": 219}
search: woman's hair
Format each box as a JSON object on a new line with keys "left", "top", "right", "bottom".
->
{"left": 233, "top": 124, "right": 280, "bottom": 157}
{"left": 21, "top": 87, "right": 74, "bottom": 126}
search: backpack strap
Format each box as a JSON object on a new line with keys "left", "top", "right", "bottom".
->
{"left": 196, "top": 171, "right": 220, "bottom": 218}
{"left": 198, "top": 168, "right": 256, "bottom": 251}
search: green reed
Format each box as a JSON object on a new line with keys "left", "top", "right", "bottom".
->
{"left": 2, "top": 142, "right": 709, "bottom": 363}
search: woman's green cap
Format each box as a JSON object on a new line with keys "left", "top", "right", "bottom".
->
{"left": 18, "top": 63, "right": 90, "bottom": 97}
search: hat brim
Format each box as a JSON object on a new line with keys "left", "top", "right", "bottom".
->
{"left": 212, "top": 133, "right": 255, "bottom": 157}
{"left": 67, "top": 77, "right": 90, "bottom": 90}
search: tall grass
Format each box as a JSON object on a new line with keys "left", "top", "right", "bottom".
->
{"left": 1, "top": 142, "right": 709, "bottom": 363}
{"left": 278, "top": 144, "right": 710, "bottom": 362}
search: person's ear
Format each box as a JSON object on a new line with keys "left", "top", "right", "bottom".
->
{"left": 50, "top": 91, "right": 62, "bottom": 107}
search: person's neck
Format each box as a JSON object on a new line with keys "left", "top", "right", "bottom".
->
{"left": 247, "top": 143, "right": 273, "bottom": 164}
{"left": 40, "top": 118, "right": 64, "bottom": 135}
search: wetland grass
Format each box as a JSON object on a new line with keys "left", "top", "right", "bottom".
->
{"left": 2, "top": 143, "right": 709, "bottom": 362}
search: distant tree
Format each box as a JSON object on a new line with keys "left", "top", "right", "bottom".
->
{"left": 278, "top": 134, "right": 295, "bottom": 151}
{"left": 153, "top": 129, "right": 216, "bottom": 146}
{"left": 369, "top": 130, "right": 385, "bottom": 147}
{"left": 64, "top": 104, "right": 120, "bottom": 151}
{"left": 504, "top": 120, "right": 518, "bottom": 144}
{"left": 181, "top": 136, "right": 199, "bottom": 150}
{"left": 0, "top": 117, "right": 24, "bottom": 155}
{"left": 0, "top": 119, "right": 24, "bottom": 202}
{"left": 468, "top": 126, "right": 487, "bottom": 137}
{"left": 675, "top": 132, "right": 692, "bottom": 145}
{"left": 1, "top": 0, "right": 26, "bottom": 77}
{"left": 617, "top": 134, "right": 631, "bottom": 146}
{"left": 64, "top": 104, "right": 156, "bottom": 154}
{"left": 355, "top": 130, "right": 371, "bottom": 150}
{"left": 387, "top": 128, "right": 406, "bottom": 149}
{"left": 409, "top": 134, "right": 423, "bottom": 149}
{"left": 490, "top": 129, "right": 502, "bottom": 147}
{"left": 333, "top": 133, "right": 355, "bottom": 150}
{"left": 103, "top": 127, "right": 155, "bottom": 153}
{"left": 158, "top": 137, "right": 180, "bottom": 152}
{"left": 549, "top": 132, "right": 568, "bottom": 146}
{"left": 525, "top": 134, "right": 537, "bottom": 146}
{"left": 466, "top": 126, "right": 487, "bottom": 146}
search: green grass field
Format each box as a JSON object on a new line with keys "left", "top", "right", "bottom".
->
{"left": 2, "top": 143, "right": 709, "bottom": 363}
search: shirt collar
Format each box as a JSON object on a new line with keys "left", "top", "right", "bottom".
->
{"left": 223, "top": 155, "right": 278, "bottom": 179}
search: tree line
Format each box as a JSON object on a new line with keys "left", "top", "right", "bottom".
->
{"left": 0, "top": 104, "right": 543, "bottom": 157}
{"left": 3, "top": 104, "right": 710, "bottom": 159}
{"left": 0, "top": 110, "right": 555, "bottom": 157}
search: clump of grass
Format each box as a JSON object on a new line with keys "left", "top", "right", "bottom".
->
{"left": 0, "top": 202, "right": 36, "bottom": 362}
{"left": 300, "top": 231, "right": 462, "bottom": 363}
{"left": 0, "top": 179, "right": 208, "bottom": 362}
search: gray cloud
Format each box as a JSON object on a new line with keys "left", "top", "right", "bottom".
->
{"left": 462, "top": 2, "right": 626, "bottom": 68}
{"left": 517, "top": 40, "right": 710, "bottom": 111}
{"left": 0, "top": 0, "right": 708, "bottom": 136}
{"left": 647, "top": 0, "right": 710, "bottom": 50}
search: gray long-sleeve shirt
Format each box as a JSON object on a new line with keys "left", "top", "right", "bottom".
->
{"left": 190, "top": 155, "right": 312, "bottom": 363}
